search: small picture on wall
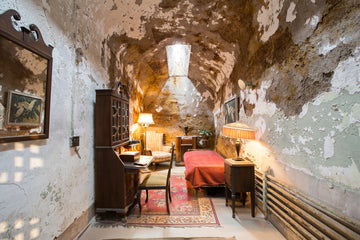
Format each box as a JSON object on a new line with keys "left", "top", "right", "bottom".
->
{"left": 6, "top": 91, "right": 43, "bottom": 127}
{"left": 224, "top": 96, "right": 239, "bottom": 124}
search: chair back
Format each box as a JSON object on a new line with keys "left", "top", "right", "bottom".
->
{"left": 166, "top": 142, "right": 175, "bottom": 186}
{"left": 145, "top": 131, "right": 164, "bottom": 151}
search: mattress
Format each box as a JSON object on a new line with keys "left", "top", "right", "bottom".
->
{"left": 184, "top": 150, "right": 225, "bottom": 189}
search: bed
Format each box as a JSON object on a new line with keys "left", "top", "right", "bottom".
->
{"left": 183, "top": 150, "right": 225, "bottom": 189}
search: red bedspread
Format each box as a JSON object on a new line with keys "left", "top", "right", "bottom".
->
{"left": 184, "top": 150, "right": 225, "bottom": 189}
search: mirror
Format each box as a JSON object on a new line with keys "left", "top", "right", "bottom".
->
{"left": 0, "top": 9, "right": 53, "bottom": 143}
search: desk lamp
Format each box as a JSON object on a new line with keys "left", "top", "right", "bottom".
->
{"left": 138, "top": 113, "right": 154, "bottom": 154}
{"left": 222, "top": 122, "right": 255, "bottom": 161}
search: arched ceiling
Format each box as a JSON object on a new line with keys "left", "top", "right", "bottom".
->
{"left": 103, "top": 0, "right": 258, "bottom": 111}
{"left": 46, "top": 0, "right": 352, "bottom": 118}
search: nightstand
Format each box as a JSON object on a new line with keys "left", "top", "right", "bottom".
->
{"left": 224, "top": 158, "right": 255, "bottom": 218}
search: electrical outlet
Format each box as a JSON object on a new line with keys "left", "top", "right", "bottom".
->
{"left": 70, "top": 136, "right": 80, "bottom": 147}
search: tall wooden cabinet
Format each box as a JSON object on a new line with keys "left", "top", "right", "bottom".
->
{"left": 95, "top": 84, "right": 137, "bottom": 216}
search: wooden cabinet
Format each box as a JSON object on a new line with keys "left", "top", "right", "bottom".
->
{"left": 175, "top": 136, "right": 197, "bottom": 166}
{"left": 95, "top": 88, "right": 129, "bottom": 147}
{"left": 224, "top": 158, "right": 255, "bottom": 218}
{"left": 95, "top": 85, "right": 134, "bottom": 216}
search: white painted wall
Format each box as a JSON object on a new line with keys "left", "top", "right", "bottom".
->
{"left": 0, "top": 1, "right": 107, "bottom": 238}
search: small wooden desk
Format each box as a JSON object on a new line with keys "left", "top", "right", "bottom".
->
{"left": 224, "top": 158, "right": 255, "bottom": 218}
{"left": 175, "top": 136, "right": 197, "bottom": 166}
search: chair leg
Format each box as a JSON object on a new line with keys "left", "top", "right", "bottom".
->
{"left": 168, "top": 185, "right": 172, "bottom": 202}
{"left": 145, "top": 189, "right": 149, "bottom": 203}
{"left": 137, "top": 190, "right": 142, "bottom": 217}
{"left": 165, "top": 188, "right": 170, "bottom": 215}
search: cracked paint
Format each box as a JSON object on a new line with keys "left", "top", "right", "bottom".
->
{"left": 286, "top": 2, "right": 297, "bottom": 22}
{"left": 305, "top": 15, "right": 319, "bottom": 29}
{"left": 331, "top": 53, "right": 360, "bottom": 95}
{"left": 324, "top": 135, "right": 335, "bottom": 160}
{"left": 257, "top": 0, "right": 284, "bottom": 42}
{"left": 317, "top": 161, "right": 360, "bottom": 189}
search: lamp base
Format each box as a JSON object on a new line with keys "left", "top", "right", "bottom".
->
{"left": 232, "top": 157, "right": 245, "bottom": 161}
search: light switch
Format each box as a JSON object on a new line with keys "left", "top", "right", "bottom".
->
{"left": 70, "top": 136, "right": 80, "bottom": 147}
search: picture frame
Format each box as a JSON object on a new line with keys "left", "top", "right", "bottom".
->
{"left": 6, "top": 91, "right": 43, "bottom": 127}
{"left": 224, "top": 95, "right": 239, "bottom": 124}
{"left": 0, "top": 10, "right": 53, "bottom": 143}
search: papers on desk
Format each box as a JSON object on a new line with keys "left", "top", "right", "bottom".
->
{"left": 134, "top": 156, "right": 152, "bottom": 166}
{"left": 134, "top": 160, "right": 147, "bottom": 166}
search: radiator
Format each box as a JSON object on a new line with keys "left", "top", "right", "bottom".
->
{"left": 254, "top": 170, "right": 360, "bottom": 240}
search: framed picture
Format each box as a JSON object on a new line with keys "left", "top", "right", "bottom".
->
{"left": 6, "top": 91, "right": 43, "bottom": 127}
{"left": 224, "top": 95, "right": 239, "bottom": 124}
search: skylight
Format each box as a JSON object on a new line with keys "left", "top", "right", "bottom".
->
{"left": 166, "top": 44, "right": 191, "bottom": 77}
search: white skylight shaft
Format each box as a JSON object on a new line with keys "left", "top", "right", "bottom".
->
{"left": 166, "top": 44, "right": 191, "bottom": 77}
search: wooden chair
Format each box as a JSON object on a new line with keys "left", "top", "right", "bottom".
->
{"left": 145, "top": 131, "right": 172, "bottom": 164}
{"left": 137, "top": 142, "right": 175, "bottom": 215}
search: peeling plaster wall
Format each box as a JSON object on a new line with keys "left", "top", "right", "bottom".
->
{"left": 0, "top": 0, "right": 107, "bottom": 239}
{"left": 216, "top": 0, "right": 360, "bottom": 222}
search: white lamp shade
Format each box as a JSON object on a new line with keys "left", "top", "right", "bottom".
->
{"left": 138, "top": 113, "right": 154, "bottom": 125}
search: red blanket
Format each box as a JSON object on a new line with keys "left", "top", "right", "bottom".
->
{"left": 184, "top": 150, "right": 225, "bottom": 189}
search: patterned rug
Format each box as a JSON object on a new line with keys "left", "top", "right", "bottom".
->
{"left": 97, "top": 174, "right": 220, "bottom": 227}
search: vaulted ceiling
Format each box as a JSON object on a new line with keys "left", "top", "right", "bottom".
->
{"left": 46, "top": 0, "right": 355, "bottom": 120}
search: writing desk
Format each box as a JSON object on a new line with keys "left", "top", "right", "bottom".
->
{"left": 95, "top": 148, "right": 154, "bottom": 217}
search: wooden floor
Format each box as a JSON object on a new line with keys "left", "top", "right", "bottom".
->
{"left": 77, "top": 165, "right": 285, "bottom": 240}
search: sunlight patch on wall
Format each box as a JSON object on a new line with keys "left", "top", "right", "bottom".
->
{"left": 14, "top": 219, "right": 24, "bottom": 229}
{"left": 15, "top": 232, "right": 24, "bottom": 240}
{"left": 29, "top": 158, "right": 43, "bottom": 169}
{"left": 14, "top": 157, "right": 23, "bottom": 167}
{"left": 29, "top": 145, "right": 40, "bottom": 154}
{"left": 0, "top": 172, "right": 8, "bottom": 183}
{"left": 14, "top": 172, "right": 23, "bottom": 182}
{"left": 14, "top": 142, "right": 25, "bottom": 151}
{"left": 0, "top": 221, "right": 7, "bottom": 233}
{"left": 30, "top": 227, "right": 40, "bottom": 239}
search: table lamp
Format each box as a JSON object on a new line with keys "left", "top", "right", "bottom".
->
{"left": 222, "top": 122, "right": 255, "bottom": 161}
{"left": 138, "top": 113, "right": 154, "bottom": 153}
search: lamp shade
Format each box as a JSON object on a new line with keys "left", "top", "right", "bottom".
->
{"left": 138, "top": 113, "right": 154, "bottom": 126}
{"left": 222, "top": 122, "right": 255, "bottom": 140}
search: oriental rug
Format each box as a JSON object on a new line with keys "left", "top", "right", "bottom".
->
{"left": 97, "top": 174, "right": 220, "bottom": 227}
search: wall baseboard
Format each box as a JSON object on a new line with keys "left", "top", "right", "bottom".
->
{"left": 55, "top": 203, "right": 95, "bottom": 240}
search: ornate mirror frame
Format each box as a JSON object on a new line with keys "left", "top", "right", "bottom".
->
{"left": 0, "top": 9, "right": 53, "bottom": 143}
